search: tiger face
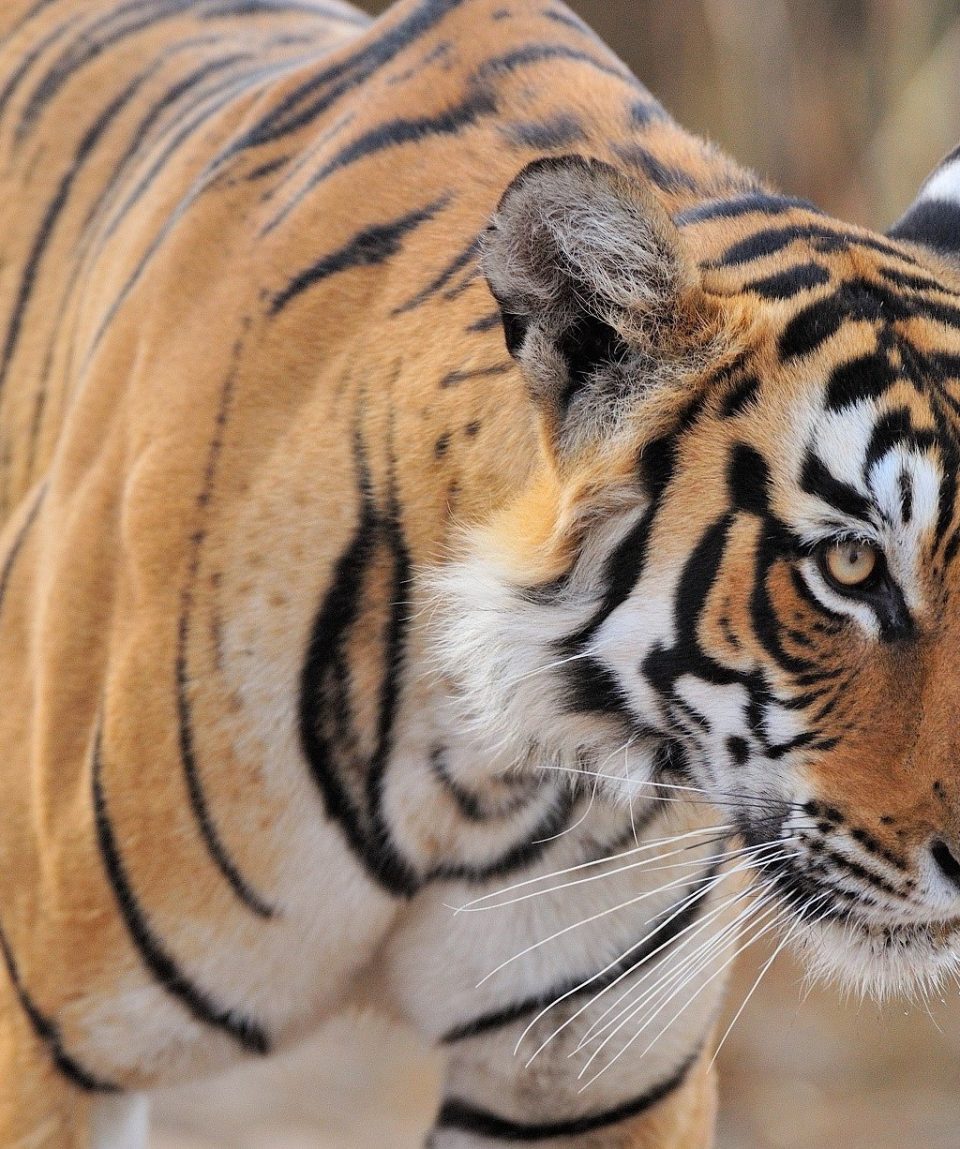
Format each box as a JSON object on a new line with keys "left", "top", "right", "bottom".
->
{"left": 434, "top": 153, "right": 960, "bottom": 998}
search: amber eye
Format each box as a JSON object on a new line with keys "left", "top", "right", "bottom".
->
{"left": 817, "top": 539, "right": 880, "bottom": 590}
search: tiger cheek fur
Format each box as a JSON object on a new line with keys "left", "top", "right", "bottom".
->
{"left": 4, "top": 0, "right": 960, "bottom": 1147}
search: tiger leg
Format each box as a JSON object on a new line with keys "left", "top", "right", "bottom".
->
{"left": 426, "top": 1032, "right": 716, "bottom": 1149}
{"left": 381, "top": 878, "right": 729, "bottom": 1149}
{"left": 0, "top": 980, "right": 93, "bottom": 1149}
{"left": 0, "top": 960, "right": 150, "bottom": 1149}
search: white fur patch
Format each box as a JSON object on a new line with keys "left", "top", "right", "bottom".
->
{"left": 91, "top": 1094, "right": 149, "bottom": 1149}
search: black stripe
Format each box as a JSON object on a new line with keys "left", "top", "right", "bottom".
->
{"left": 241, "top": 0, "right": 468, "bottom": 148}
{"left": 627, "top": 96, "right": 668, "bottom": 126}
{"left": 777, "top": 295, "right": 847, "bottom": 361}
{"left": 81, "top": 57, "right": 305, "bottom": 365}
{"left": 0, "top": 11, "right": 82, "bottom": 126}
{"left": 502, "top": 112, "right": 585, "bottom": 150}
{"left": 176, "top": 330, "right": 275, "bottom": 918}
{"left": 265, "top": 89, "right": 494, "bottom": 233}
{"left": 465, "top": 310, "right": 502, "bottom": 333}
{"left": 92, "top": 726, "right": 270, "bottom": 1054}
{"left": 176, "top": 615, "right": 275, "bottom": 916}
{"left": 720, "top": 373, "right": 761, "bottom": 417}
{"left": 299, "top": 430, "right": 420, "bottom": 898}
{"left": 269, "top": 87, "right": 496, "bottom": 228}
{"left": 362, "top": 443, "right": 418, "bottom": 889}
{"left": 824, "top": 350, "right": 895, "bottom": 411}
{"left": 17, "top": 0, "right": 202, "bottom": 141}
{"left": 85, "top": 46, "right": 254, "bottom": 232}
{"left": 716, "top": 223, "right": 920, "bottom": 269}
{"left": 442, "top": 860, "right": 721, "bottom": 1043}
{"left": 743, "top": 262, "right": 830, "bottom": 299}
{"left": 943, "top": 525, "right": 960, "bottom": 567}
{"left": 800, "top": 451, "right": 872, "bottom": 521}
{"left": 863, "top": 408, "right": 938, "bottom": 473}
{"left": 0, "top": 60, "right": 159, "bottom": 400}
{"left": 391, "top": 235, "right": 479, "bottom": 316}
{"left": 613, "top": 143, "right": 696, "bottom": 193}
{"left": 0, "top": 917, "right": 119, "bottom": 1093}
{"left": 435, "top": 1045, "right": 700, "bottom": 1141}
{"left": 429, "top": 745, "right": 490, "bottom": 822}
{"left": 477, "top": 42, "right": 638, "bottom": 86}
{"left": 0, "top": 483, "right": 45, "bottom": 615}
{"left": 439, "top": 362, "right": 511, "bottom": 388}
{"left": 676, "top": 192, "right": 822, "bottom": 227}
{"left": 877, "top": 264, "right": 949, "bottom": 294}
{"left": 271, "top": 197, "right": 448, "bottom": 312}
{"left": 429, "top": 788, "right": 576, "bottom": 885}
{"left": 728, "top": 442, "right": 771, "bottom": 517}
{"left": 198, "top": 0, "right": 369, "bottom": 21}
{"left": 97, "top": 57, "right": 276, "bottom": 247}
{"left": 23, "top": 41, "right": 244, "bottom": 479}
{"left": 0, "top": 0, "right": 66, "bottom": 55}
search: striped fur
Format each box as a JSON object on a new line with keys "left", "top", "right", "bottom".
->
{"left": 1, "top": 2, "right": 960, "bottom": 1146}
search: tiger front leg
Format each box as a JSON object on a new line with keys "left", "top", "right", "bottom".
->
{"left": 0, "top": 979, "right": 91, "bottom": 1149}
{"left": 427, "top": 1035, "right": 717, "bottom": 1149}
{"left": 0, "top": 965, "right": 149, "bottom": 1149}
{"left": 380, "top": 866, "right": 732, "bottom": 1149}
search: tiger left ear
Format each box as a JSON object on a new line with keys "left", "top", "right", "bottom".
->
{"left": 482, "top": 155, "right": 725, "bottom": 458}
{"left": 888, "top": 147, "right": 960, "bottom": 257}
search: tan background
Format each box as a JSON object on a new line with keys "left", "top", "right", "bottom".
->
{"left": 154, "top": 2, "right": 960, "bottom": 1146}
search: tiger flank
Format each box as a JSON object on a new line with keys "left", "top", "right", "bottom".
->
{"left": 2, "top": 0, "right": 960, "bottom": 1145}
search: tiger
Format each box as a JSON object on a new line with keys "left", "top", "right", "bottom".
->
{"left": 2, "top": 0, "right": 960, "bottom": 1145}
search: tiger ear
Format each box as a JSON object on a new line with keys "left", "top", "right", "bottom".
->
{"left": 482, "top": 154, "right": 719, "bottom": 457}
{"left": 888, "top": 147, "right": 960, "bottom": 257}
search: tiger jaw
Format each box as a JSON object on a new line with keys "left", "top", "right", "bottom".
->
{"left": 739, "top": 812, "right": 960, "bottom": 998}
{"left": 788, "top": 901, "right": 960, "bottom": 999}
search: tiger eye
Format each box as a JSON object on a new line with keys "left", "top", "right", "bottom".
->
{"left": 820, "top": 540, "right": 879, "bottom": 588}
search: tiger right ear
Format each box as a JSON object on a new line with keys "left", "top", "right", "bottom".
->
{"left": 482, "top": 155, "right": 720, "bottom": 457}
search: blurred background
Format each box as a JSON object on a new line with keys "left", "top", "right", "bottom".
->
{"left": 153, "top": 1, "right": 960, "bottom": 1147}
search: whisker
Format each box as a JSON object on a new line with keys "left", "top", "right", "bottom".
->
{"left": 519, "top": 870, "right": 762, "bottom": 1066}
{"left": 536, "top": 763, "right": 798, "bottom": 815}
{"left": 603, "top": 881, "right": 831, "bottom": 1076}
{"left": 708, "top": 891, "right": 832, "bottom": 1069}
{"left": 453, "top": 822, "right": 735, "bottom": 913}
{"left": 578, "top": 895, "right": 792, "bottom": 1089}
{"left": 455, "top": 836, "right": 751, "bottom": 914}
{"left": 474, "top": 861, "right": 747, "bottom": 988}
{"left": 573, "top": 863, "right": 790, "bottom": 1055}
{"left": 530, "top": 775, "right": 598, "bottom": 845}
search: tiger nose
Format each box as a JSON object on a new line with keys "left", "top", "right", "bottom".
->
{"left": 931, "top": 838, "right": 960, "bottom": 893}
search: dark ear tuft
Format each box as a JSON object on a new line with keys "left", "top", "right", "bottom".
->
{"left": 482, "top": 154, "right": 718, "bottom": 454}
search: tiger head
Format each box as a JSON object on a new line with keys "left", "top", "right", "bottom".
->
{"left": 433, "top": 153, "right": 960, "bottom": 997}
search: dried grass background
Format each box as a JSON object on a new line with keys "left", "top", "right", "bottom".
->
{"left": 153, "top": 2, "right": 960, "bottom": 1147}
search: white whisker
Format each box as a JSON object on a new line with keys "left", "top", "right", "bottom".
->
{"left": 519, "top": 869, "right": 761, "bottom": 1066}
{"left": 578, "top": 894, "right": 792, "bottom": 1090}
{"left": 708, "top": 892, "right": 832, "bottom": 1069}
{"left": 574, "top": 863, "right": 789, "bottom": 1055}
{"left": 453, "top": 822, "right": 734, "bottom": 914}
{"left": 475, "top": 862, "right": 742, "bottom": 988}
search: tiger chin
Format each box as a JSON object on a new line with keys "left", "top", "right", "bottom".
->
{"left": 5, "top": 0, "right": 960, "bottom": 1147}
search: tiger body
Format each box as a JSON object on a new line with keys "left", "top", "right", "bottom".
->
{"left": 4, "top": 1, "right": 960, "bottom": 1147}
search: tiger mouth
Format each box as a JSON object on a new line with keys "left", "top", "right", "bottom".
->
{"left": 760, "top": 857, "right": 960, "bottom": 955}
